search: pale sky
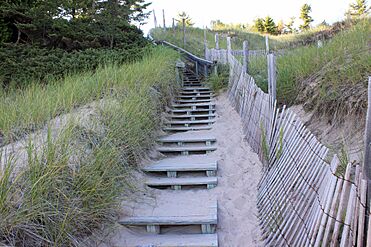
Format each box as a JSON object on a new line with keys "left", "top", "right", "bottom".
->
{"left": 141, "top": 0, "right": 361, "bottom": 34}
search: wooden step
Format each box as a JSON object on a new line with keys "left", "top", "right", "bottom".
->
{"left": 182, "top": 87, "right": 210, "bottom": 91}
{"left": 175, "top": 99, "right": 213, "bottom": 104}
{"left": 171, "top": 102, "right": 216, "bottom": 109}
{"left": 163, "top": 126, "right": 213, "bottom": 132}
{"left": 168, "top": 113, "right": 216, "bottom": 120}
{"left": 142, "top": 156, "right": 218, "bottom": 173}
{"left": 158, "top": 132, "right": 217, "bottom": 144}
{"left": 178, "top": 94, "right": 215, "bottom": 99}
{"left": 183, "top": 84, "right": 203, "bottom": 87}
{"left": 120, "top": 233, "right": 218, "bottom": 247}
{"left": 119, "top": 194, "right": 217, "bottom": 233}
{"left": 169, "top": 109, "right": 216, "bottom": 115}
{"left": 165, "top": 119, "right": 215, "bottom": 125}
{"left": 180, "top": 91, "right": 213, "bottom": 95}
{"left": 146, "top": 176, "right": 218, "bottom": 189}
{"left": 157, "top": 144, "right": 217, "bottom": 154}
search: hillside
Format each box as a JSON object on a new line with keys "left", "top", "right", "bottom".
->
{"left": 152, "top": 18, "right": 371, "bottom": 122}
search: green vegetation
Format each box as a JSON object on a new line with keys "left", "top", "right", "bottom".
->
{"left": 207, "top": 64, "right": 229, "bottom": 92}
{"left": 299, "top": 4, "right": 314, "bottom": 31}
{"left": 249, "top": 19, "right": 370, "bottom": 121}
{"left": 0, "top": 46, "right": 179, "bottom": 246}
{"left": 0, "top": 47, "right": 178, "bottom": 144}
{"left": 346, "top": 0, "right": 369, "bottom": 18}
{"left": 0, "top": 0, "right": 150, "bottom": 87}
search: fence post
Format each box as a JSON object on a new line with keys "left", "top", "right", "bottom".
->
{"left": 363, "top": 76, "right": 371, "bottom": 209}
{"left": 265, "top": 35, "right": 269, "bottom": 54}
{"left": 204, "top": 28, "right": 207, "bottom": 59}
{"left": 162, "top": 9, "right": 166, "bottom": 30}
{"left": 153, "top": 10, "right": 157, "bottom": 28}
{"left": 182, "top": 19, "right": 186, "bottom": 48}
{"left": 227, "top": 37, "right": 231, "bottom": 63}
{"left": 195, "top": 61, "right": 199, "bottom": 77}
{"left": 176, "top": 60, "right": 185, "bottom": 85}
{"left": 267, "top": 53, "right": 276, "bottom": 103}
{"left": 215, "top": 33, "right": 219, "bottom": 50}
{"left": 243, "top": 40, "right": 249, "bottom": 74}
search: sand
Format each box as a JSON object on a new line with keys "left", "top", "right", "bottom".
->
{"left": 94, "top": 92, "right": 263, "bottom": 247}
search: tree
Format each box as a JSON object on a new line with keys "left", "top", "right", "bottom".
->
{"left": 346, "top": 0, "right": 369, "bottom": 18}
{"left": 299, "top": 3, "right": 313, "bottom": 31}
{"left": 254, "top": 18, "right": 265, "bottom": 32}
{"left": 276, "top": 20, "right": 285, "bottom": 34}
{"left": 176, "top": 11, "right": 194, "bottom": 27}
{"left": 264, "top": 16, "right": 277, "bottom": 35}
{"left": 285, "top": 17, "right": 296, "bottom": 33}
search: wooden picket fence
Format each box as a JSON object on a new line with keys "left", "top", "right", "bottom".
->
{"left": 206, "top": 47, "right": 371, "bottom": 246}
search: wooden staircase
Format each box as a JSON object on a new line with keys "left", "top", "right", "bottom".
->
{"left": 118, "top": 69, "right": 219, "bottom": 246}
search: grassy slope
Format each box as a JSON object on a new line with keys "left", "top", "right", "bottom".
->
{"left": 0, "top": 46, "right": 179, "bottom": 246}
{"left": 250, "top": 19, "right": 370, "bottom": 121}
{"left": 153, "top": 20, "right": 370, "bottom": 121}
{"left": 150, "top": 25, "right": 332, "bottom": 57}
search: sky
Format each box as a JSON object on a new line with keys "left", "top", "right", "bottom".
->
{"left": 141, "top": 0, "right": 359, "bottom": 34}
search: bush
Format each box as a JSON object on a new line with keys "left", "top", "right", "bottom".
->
{"left": 0, "top": 44, "right": 148, "bottom": 87}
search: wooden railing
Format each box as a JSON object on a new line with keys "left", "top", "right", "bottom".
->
{"left": 207, "top": 46, "right": 371, "bottom": 246}
{"left": 153, "top": 39, "right": 214, "bottom": 78}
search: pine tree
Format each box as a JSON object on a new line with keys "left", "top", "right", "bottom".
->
{"left": 285, "top": 17, "right": 296, "bottom": 33}
{"left": 299, "top": 3, "right": 313, "bottom": 31}
{"left": 346, "top": 0, "right": 369, "bottom": 18}
{"left": 264, "top": 16, "right": 277, "bottom": 35}
{"left": 276, "top": 20, "right": 285, "bottom": 35}
{"left": 177, "top": 12, "right": 194, "bottom": 27}
{"left": 254, "top": 18, "right": 265, "bottom": 32}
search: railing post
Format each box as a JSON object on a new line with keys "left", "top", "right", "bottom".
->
{"left": 215, "top": 33, "right": 219, "bottom": 50}
{"left": 363, "top": 76, "right": 371, "bottom": 209}
{"left": 265, "top": 35, "right": 269, "bottom": 54}
{"left": 204, "top": 64, "right": 208, "bottom": 78}
{"left": 227, "top": 37, "right": 231, "bottom": 63}
{"left": 176, "top": 60, "right": 185, "bottom": 85}
{"left": 162, "top": 9, "right": 166, "bottom": 30}
{"left": 195, "top": 61, "right": 199, "bottom": 77}
{"left": 204, "top": 28, "right": 207, "bottom": 59}
{"left": 182, "top": 19, "right": 186, "bottom": 48}
{"left": 153, "top": 9, "right": 157, "bottom": 28}
{"left": 243, "top": 40, "right": 249, "bottom": 74}
{"left": 172, "top": 18, "right": 175, "bottom": 32}
{"left": 267, "top": 53, "right": 276, "bottom": 103}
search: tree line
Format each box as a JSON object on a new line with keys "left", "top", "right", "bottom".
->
{"left": 211, "top": 0, "right": 369, "bottom": 35}
{"left": 0, "top": 0, "right": 152, "bottom": 87}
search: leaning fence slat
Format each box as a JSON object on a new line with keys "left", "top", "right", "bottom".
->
{"left": 357, "top": 178, "right": 367, "bottom": 247}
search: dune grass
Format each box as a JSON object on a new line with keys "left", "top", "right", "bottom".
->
{"left": 248, "top": 18, "right": 370, "bottom": 120}
{"left": 150, "top": 25, "right": 334, "bottom": 58}
{"left": 0, "top": 46, "right": 178, "bottom": 144}
{"left": 0, "top": 46, "right": 179, "bottom": 246}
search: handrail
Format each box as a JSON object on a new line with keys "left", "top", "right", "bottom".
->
{"left": 157, "top": 40, "right": 214, "bottom": 66}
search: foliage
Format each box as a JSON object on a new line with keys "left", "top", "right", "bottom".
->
{"left": 207, "top": 64, "right": 229, "bottom": 92}
{"left": 264, "top": 16, "right": 277, "bottom": 35}
{"left": 249, "top": 18, "right": 371, "bottom": 121}
{"left": 299, "top": 3, "right": 314, "bottom": 31}
{"left": 0, "top": 46, "right": 179, "bottom": 246}
{"left": 346, "top": 0, "right": 369, "bottom": 18}
{"left": 0, "top": 0, "right": 151, "bottom": 86}
{"left": 176, "top": 11, "right": 194, "bottom": 27}
{"left": 254, "top": 18, "right": 265, "bottom": 33}
{"left": 285, "top": 17, "right": 296, "bottom": 34}
{"left": 0, "top": 44, "right": 147, "bottom": 87}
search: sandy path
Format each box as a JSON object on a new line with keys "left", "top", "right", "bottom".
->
{"left": 95, "top": 92, "right": 263, "bottom": 247}
{"left": 209, "top": 92, "right": 262, "bottom": 246}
